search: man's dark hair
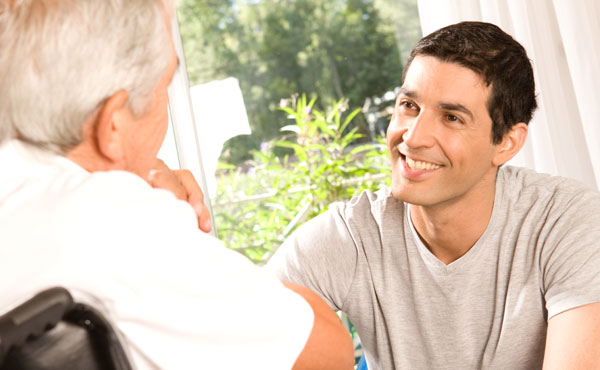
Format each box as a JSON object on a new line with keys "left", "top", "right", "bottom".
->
{"left": 403, "top": 21, "right": 537, "bottom": 144}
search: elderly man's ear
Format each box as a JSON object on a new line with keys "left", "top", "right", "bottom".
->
{"left": 93, "top": 89, "right": 130, "bottom": 164}
{"left": 68, "top": 90, "right": 131, "bottom": 172}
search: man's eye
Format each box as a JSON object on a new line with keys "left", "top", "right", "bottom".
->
{"left": 400, "top": 101, "right": 416, "bottom": 109}
{"left": 445, "top": 114, "right": 462, "bottom": 123}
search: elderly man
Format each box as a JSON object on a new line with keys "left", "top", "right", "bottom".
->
{"left": 0, "top": 0, "right": 352, "bottom": 369}
{"left": 268, "top": 22, "right": 600, "bottom": 369}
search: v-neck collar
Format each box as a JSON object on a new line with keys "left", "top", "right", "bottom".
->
{"left": 405, "top": 174, "right": 504, "bottom": 275}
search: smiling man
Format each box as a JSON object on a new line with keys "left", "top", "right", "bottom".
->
{"left": 268, "top": 22, "right": 600, "bottom": 369}
{"left": 0, "top": 0, "right": 353, "bottom": 369}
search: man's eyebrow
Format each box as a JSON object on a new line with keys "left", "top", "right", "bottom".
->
{"left": 397, "top": 87, "right": 418, "bottom": 99}
{"left": 398, "top": 87, "right": 474, "bottom": 120}
{"left": 439, "top": 102, "right": 474, "bottom": 120}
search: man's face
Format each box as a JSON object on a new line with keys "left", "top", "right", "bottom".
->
{"left": 122, "top": 43, "right": 178, "bottom": 178}
{"left": 386, "top": 55, "right": 500, "bottom": 209}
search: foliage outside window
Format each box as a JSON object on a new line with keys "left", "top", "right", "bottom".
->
{"left": 215, "top": 95, "right": 391, "bottom": 264}
{"left": 177, "top": 0, "right": 420, "bottom": 262}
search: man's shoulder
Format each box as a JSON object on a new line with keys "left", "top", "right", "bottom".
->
{"left": 68, "top": 170, "right": 199, "bottom": 235}
{"left": 72, "top": 169, "right": 168, "bottom": 204}
{"left": 334, "top": 186, "right": 403, "bottom": 217}
{"left": 499, "top": 166, "right": 600, "bottom": 205}
{"left": 500, "top": 166, "right": 596, "bottom": 190}
{"left": 0, "top": 141, "right": 198, "bottom": 245}
{"left": 497, "top": 166, "right": 600, "bottom": 238}
{"left": 0, "top": 139, "right": 161, "bottom": 206}
{"left": 297, "top": 186, "right": 406, "bottom": 244}
{"left": 48, "top": 164, "right": 187, "bottom": 221}
{"left": 282, "top": 187, "right": 400, "bottom": 247}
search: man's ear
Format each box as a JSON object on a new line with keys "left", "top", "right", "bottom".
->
{"left": 95, "top": 90, "right": 130, "bottom": 162}
{"left": 492, "top": 122, "right": 528, "bottom": 166}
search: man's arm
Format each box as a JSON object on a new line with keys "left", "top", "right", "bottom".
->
{"left": 283, "top": 282, "right": 354, "bottom": 370}
{"left": 145, "top": 161, "right": 354, "bottom": 368}
{"left": 542, "top": 302, "right": 600, "bottom": 369}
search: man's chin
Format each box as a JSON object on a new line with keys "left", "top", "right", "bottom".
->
{"left": 390, "top": 183, "right": 434, "bottom": 207}
{"left": 391, "top": 184, "right": 414, "bottom": 203}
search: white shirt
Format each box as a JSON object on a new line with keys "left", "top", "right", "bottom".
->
{"left": 0, "top": 140, "right": 313, "bottom": 369}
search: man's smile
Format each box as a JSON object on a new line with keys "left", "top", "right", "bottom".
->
{"left": 405, "top": 156, "right": 442, "bottom": 171}
{"left": 393, "top": 149, "right": 445, "bottom": 181}
{"left": 391, "top": 143, "right": 444, "bottom": 172}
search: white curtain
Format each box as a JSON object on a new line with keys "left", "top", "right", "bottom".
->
{"left": 416, "top": 0, "right": 600, "bottom": 190}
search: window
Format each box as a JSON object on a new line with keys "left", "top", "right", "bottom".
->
{"left": 165, "top": 0, "right": 421, "bottom": 262}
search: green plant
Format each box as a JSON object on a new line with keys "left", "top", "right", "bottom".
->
{"left": 276, "top": 94, "right": 390, "bottom": 218}
{"left": 213, "top": 95, "right": 391, "bottom": 264}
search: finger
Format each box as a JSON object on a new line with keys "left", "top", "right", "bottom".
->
{"left": 151, "top": 158, "right": 169, "bottom": 172}
{"left": 191, "top": 197, "right": 212, "bottom": 233}
{"left": 173, "top": 170, "right": 212, "bottom": 232}
{"left": 149, "top": 161, "right": 212, "bottom": 232}
{"left": 148, "top": 168, "right": 187, "bottom": 201}
{"left": 198, "top": 203, "right": 212, "bottom": 233}
{"left": 173, "top": 170, "right": 204, "bottom": 202}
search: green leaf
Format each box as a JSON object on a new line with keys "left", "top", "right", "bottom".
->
{"left": 340, "top": 107, "right": 362, "bottom": 134}
{"left": 349, "top": 144, "right": 375, "bottom": 155}
{"left": 278, "top": 107, "right": 296, "bottom": 115}
{"left": 217, "top": 162, "right": 236, "bottom": 170}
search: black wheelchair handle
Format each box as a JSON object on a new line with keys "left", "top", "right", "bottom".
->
{"left": 0, "top": 287, "right": 74, "bottom": 363}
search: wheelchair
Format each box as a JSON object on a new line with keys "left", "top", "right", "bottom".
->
{"left": 0, "top": 287, "right": 132, "bottom": 370}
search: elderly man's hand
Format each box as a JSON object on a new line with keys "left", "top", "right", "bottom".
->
{"left": 148, "top": 159, "right": 212, "bottom": 233}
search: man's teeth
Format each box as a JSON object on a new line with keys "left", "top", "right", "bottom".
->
{"left": 406, "top": 157, "right": 441, "bottom": 170}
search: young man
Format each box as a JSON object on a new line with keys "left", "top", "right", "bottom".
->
{"left": 0, "top": 0, "right": 353, "bottom": 369}
{"left": 268, "top": 22, "right": 600, "bottom": 369}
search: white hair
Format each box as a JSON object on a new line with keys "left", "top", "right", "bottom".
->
{"left": 0, "top": 0, "right": 173, "bottom": 154}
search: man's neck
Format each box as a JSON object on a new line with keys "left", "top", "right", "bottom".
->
{"left": 67, "top": 144, "right": 113, "bottom": 173}
{"left": 409, "top": 170, "right": 498, "bottom": 265}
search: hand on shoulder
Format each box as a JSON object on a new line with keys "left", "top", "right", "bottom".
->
{"left": 147, "top": 159, "right": 212, "bottom": 233}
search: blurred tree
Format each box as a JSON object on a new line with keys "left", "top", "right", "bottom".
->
{"left": 375, "top": 0, "right": 422, "bottom": 64}
{"left": 177, "top": 0, "right": 420, "bottom": 165}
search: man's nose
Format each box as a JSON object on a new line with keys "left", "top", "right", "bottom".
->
{"left": 401, "top": 112, "right": 435, "bottom": 148}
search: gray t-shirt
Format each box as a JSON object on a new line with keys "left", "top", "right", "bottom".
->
{"left": 267, "top": 166, "right": 600, "bottom": 369}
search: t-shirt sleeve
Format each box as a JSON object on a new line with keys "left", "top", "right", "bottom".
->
{"left": 540, "top": 189, "right": 600, "bottom": 320}
{"left": 266, "top": 204, "right": 358, "bottom": 312}
{"left": 66, "top": 175, "right": 315, "bottom": 370}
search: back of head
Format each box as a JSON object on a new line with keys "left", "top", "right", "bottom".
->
{"left": 0, "top": 0, "right": 172, "bottom": 154}
{"left": 404, "top": 21, "right": 537, "bottom": 144}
